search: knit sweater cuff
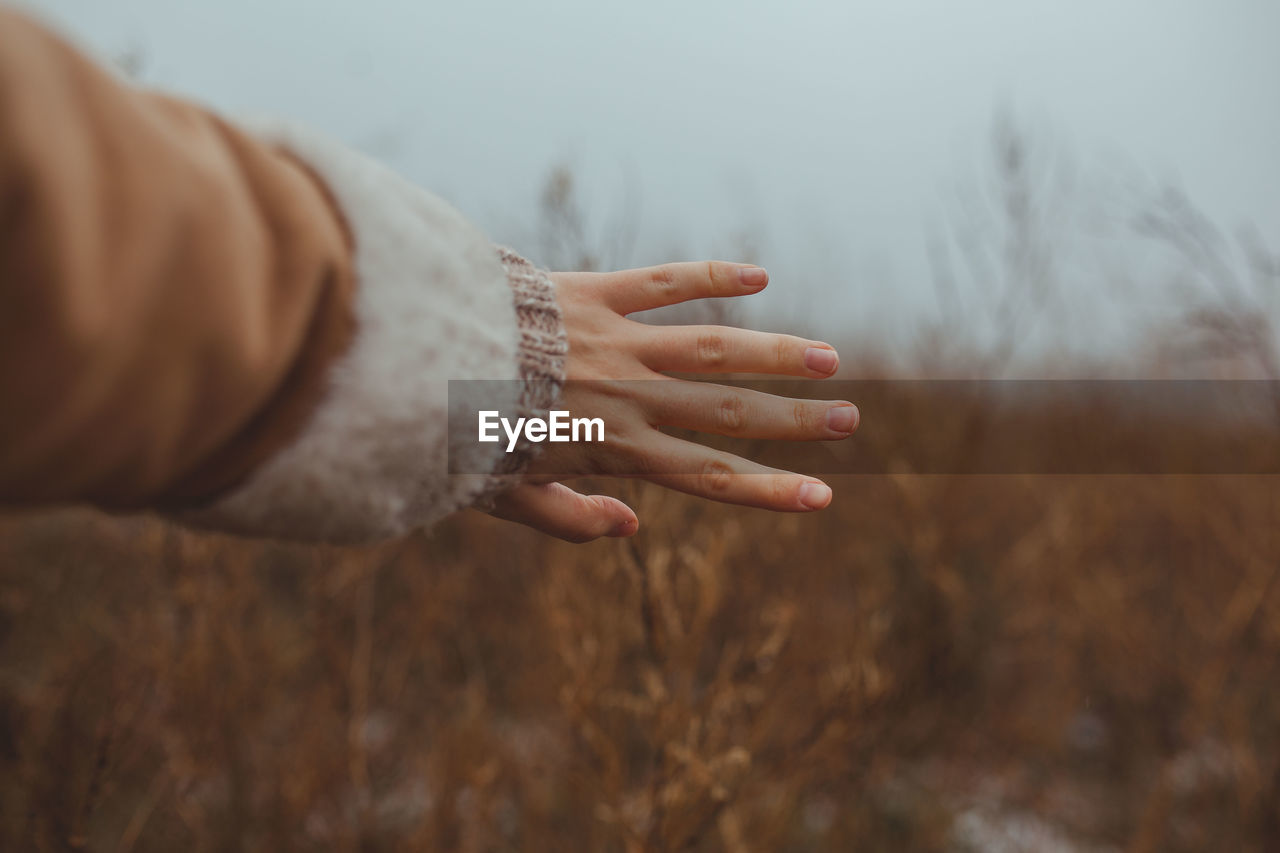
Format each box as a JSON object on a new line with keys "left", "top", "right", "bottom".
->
{"left": 474, "top": 248, "right": 569, "bottom": 503}
{"left": 503, "top": 246, "right": 568, "bottom": 399}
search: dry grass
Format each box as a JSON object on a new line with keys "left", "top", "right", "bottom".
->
{"left": 2, "top": 387, "right": 1278, "bottom": 851}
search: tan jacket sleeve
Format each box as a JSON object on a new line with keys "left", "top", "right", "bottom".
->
{"left": 0, "top": 9, "right": 567, "bottom": 542}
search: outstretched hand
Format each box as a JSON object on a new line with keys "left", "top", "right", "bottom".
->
{"left": 488, "top": 262, "right": 857, "bottom": 542}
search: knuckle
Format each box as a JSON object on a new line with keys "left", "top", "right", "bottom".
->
{"left": 716, "top": 394, "right": 747, "bottom": 434}
{"left": 697, "top": 332, "right": 729, "bottom": 367}
{"left": 699, "top": 459, "right": 734, "bottom": 494}
{"left": 793, "top": 401, "right": 815, "bottom": 433}
{"left": 701, "top": 261, "right": 721, "bottom": 290}
{"left": 707, "top": 261, "right": 733, "bottom": 294}
{"left": 650, "top": 266, "right": 679, "bottom": 296}
{"left": 775, "top": 335, "right": 791, "bottom": 368}
{"left": 771, "top": 476, "right": 795, "bottom": 508}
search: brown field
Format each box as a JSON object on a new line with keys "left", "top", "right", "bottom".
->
{"left": 2, "top": 382, "right": 1278, "bottom": 852}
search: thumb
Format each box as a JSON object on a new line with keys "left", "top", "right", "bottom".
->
{"left": 488, "top": 482, "right": 638, "bottom": 543}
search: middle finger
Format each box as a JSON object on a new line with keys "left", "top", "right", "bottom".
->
{"left": 637, "top": 380, "right": 859, "bottom": 440}
{"left": 635, "top": 325, "right": 840, "bottom": 377}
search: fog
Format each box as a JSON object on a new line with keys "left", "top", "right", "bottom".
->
{"left": 18, "top": 0, "right": 1280, "bottom": 358}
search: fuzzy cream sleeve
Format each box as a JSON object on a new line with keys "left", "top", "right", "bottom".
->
{"left": 0, "top": 8, "right": 564, "bottom": 542}
{"left": 183, "top": 126, "right": 567, "bottom": 543}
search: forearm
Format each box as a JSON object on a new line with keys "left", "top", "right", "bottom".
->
{"left": 0, "top": 8, "right": 564, "bottom": 542}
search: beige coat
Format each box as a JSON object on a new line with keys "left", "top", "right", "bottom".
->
{"left": 0, "top": 8, "right": 566, "bottom": 542}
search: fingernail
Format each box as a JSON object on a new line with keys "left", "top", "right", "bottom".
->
{"left": 826, "top": 404, "right": 859, "bottom": 434}
{"left": 738, "top": 266, "right": 768, "bottom": 288}
{"left": 804, "top": 346, "right": 839, "bottom": 375}
{"left": 798, "top": 481, "right": 832, "bottom": 510}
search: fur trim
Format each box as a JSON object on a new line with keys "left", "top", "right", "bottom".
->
{"left": 185, "top": 122, "right": 519, "bottom": 543}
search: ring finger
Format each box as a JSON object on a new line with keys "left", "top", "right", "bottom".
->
{"left": 635, "top": 433, "right": 835, "bottom": 512}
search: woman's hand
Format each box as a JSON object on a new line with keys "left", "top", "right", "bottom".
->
{"left": 489, "top": 262, "right": 858, "bottom": 542}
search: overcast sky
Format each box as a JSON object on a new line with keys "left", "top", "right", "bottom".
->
{"left": 19, "top": 0, "right": 1280, "bottom": 358}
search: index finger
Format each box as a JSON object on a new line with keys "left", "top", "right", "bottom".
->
{"left": 600, "top": 261, "right": 769, "bottom": 315}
